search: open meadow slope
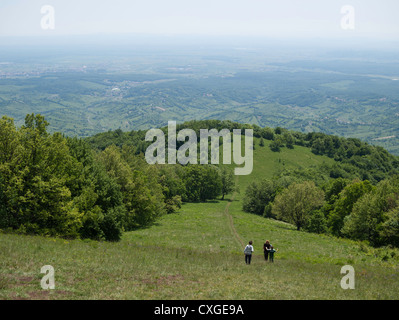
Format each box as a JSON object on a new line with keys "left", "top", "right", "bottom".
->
{"left": 1, "top": 138, "right": 398, "bottom": 300}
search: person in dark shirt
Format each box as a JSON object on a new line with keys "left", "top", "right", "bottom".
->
{"left": 263, "top": 240, "right": 271, "bottom": 261}
{"left": 268, "top": 246, "right": 278, "bottom": 262}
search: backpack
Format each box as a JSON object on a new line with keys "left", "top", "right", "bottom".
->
{"left": 244, "top": 245, "right": 252, "bottom": 254}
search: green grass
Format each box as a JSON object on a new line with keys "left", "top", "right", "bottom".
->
{"left": 236, "top": 138, "right": 335, "bottom": 190}
{"left": 1, "top": 204, "right": 398, "bottom": 300}
{"left": 1, "top": 141, "right": 398, "bottom": 300}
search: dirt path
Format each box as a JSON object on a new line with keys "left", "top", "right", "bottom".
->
{"left": 224, "top": 191, "right": 245, "bottom": 250}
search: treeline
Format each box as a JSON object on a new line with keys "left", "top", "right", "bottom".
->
{"left": 257, "top": 126, "right": 399, "bottom": 184}
{"left": 243, "top": 176, "right": 399, "bottom": 248}
{"left": 87, "top": 120, "right": 399, "bottom": 183}
{"left": 86, "top": 119, "right": 399, "bottom": 247}
{"left": 241, "top": 122, "right": 399, "bottom": 247}
{"left": 3, "top": 115, "right": 398, "bottom": 247}
{"left": 0, "top": 115, "right": 235, "bottom": 241}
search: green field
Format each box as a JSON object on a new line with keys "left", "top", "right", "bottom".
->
{"left": 1, "top": 139, "right": 398, "bottom": 300}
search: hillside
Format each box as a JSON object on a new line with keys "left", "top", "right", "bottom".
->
{"left": 1, "top": 131, "right": 398, "bottom": 300}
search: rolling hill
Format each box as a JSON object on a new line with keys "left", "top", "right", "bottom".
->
{"left": 1, "top": 135, "right": 398, "bottom": 300}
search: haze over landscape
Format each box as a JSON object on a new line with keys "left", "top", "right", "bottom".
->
{"left": 1, "top": 0, "right": 399, "bottom": 39}
{"left": 1, "top": 0, "right": 399, "bottom": 302}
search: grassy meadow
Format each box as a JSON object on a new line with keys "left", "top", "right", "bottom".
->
{"left": 1, "top": 139, "right": 398, "bottom": 300}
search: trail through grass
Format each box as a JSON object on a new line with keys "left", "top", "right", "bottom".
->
{"left": 1, "top": 140, "right": 398, "bottom": 299}
{"left": 224, "top": 191, "right": 244, "bottom": 249}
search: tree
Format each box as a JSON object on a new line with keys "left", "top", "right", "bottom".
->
{"left": 97, "top": 145, "right": 165, "bottom": 230}
{"left": 0, "top": 116, "right": 19, "bottom": 164}
{"left": 272, "top": 181, "right": 325, "bottom": 231}
{"left": 182, "top": 165, "right": 222, "bottom": 202}
{"left": 242, "top": 176, "right": 297, "bottom": 217}
{"left": 327, "top": 179, "right": 373, "bottom": 236}
{"left": 311, "top": 138, "right": 325, "bottom": 155}
{"left": 243, "top": 179, "right": 276, "bottom": 215}
{"left": 283, "top": 132, "right": 295, "bottom": 149}
{"left": 269, "top": 136, "right": 284, "bottom": 152}
{"left": 157, "top": 165, "right": 184, "bottom": 213}
{"left": 261, "top": 127, "right": 274, "bottom": 140}
{"left": 324, "top": 178, "right": 349, "bottom": 205}
{"left": 341, "top": 178, "right": 399, "bottom": 246}
{"left": 0, "top": 116, "right": 21, "bottom": 229}
{"left": 220, "top": 167, "right": 236, "bottom": 200}
{"left": 305, "top": 210, "right": 327, "bottom": 234}
{"left": 380, "top": 207, "right": 399, "bottom": 247}
{"left": 0, "top": 114, "right": 184, "bottom": 241}
{"left": 0, "top": 114, "right": 83, "bottom": 237}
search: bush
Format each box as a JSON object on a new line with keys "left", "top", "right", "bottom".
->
{"left": 263, "top": 203, "right": 275, "bottom": 219}
{"left": 80, "top": 207, "right": 104, "bottom": 241}
{"left": 100, "top": 206, "right": 124, "bottom": 242}
{"left": 165, "top": 195, "right": 182, "bottom": 214}
{"left": 182, "top": 165, "right": 222, "bottom": 202}
{"left": 243, "top": 180, "right": 275, "bottom": 215}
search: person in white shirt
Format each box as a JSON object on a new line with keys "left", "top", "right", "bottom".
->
{"left": 244, "top": 241, "right": 254, "bottom": 264}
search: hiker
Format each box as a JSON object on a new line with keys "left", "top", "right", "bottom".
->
{"left": 244, "top": 241, "right": 254, "bottom": 265}
{"left": 263, "top": 240, "right": 271, "bottom": 261}
{"left": 268, "top": 245, "right": 278, "bottom": 263}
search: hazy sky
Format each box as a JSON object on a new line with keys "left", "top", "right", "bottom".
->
{"left": 0, "top": 0, "right": 398, "bottom": 40}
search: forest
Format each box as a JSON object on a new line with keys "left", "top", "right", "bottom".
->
{"left": 0, "top": 114, "right": 236, "bottom": 241}
{"left": 1, "top": 115, "right": 398, "bottom": 248}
